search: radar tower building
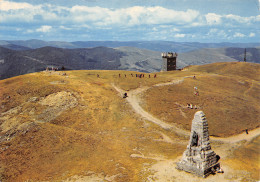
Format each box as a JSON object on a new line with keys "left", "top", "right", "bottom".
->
{"left": 161, "top": 52, "right": 177, "bottom": 71}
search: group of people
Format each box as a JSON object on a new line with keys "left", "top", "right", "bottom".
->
{"left": 95, "top": 73, "right": 158, "bottom": 79}
{"left": 187, "top": 86, "right": 200, "bottom": 108}
{"left": 118, "top": 73, "right": 157, "bottom": 78}
{"left": 187, "top": 103, "right": 198, "bottom": 109}
{"left": 194, "top": 86, "right": 199, "bottom": 96}
{"left": 46, "top": 67, "right": 59, "bottom": 71}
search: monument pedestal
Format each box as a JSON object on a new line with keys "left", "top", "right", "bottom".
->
{"left": 176, "top": 111, "right": 220, "bottom": 178}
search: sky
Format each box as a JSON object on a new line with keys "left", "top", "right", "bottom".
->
{"left": 0, "top": 0, "right": 259, "bottom": 42}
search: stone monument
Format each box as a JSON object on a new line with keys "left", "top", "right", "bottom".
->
{"left": 176, "top": 111, "right": 220, "bottom": 178}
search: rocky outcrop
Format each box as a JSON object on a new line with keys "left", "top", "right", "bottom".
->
{"left": 176, "top": 111, "right": 220, "bottom": 177}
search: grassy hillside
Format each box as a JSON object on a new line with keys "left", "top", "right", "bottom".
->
{"left": 0, "top": 70, "right": 185, "bottom": 181}
{"left": 188, "top": 62, "right": 260, "bottom": 80}
{"left": 0, "top": 62, "right": 259, "bottom": 181}
{"left": 224, "top": 135, "right": 260, "bottom": 180}
{"left": 142, "top": 62, "right": 260, "bottom": 137}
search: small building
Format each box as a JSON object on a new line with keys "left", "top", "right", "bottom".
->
{"left": 161, "top": 52, "right": 177, "bottom": 71}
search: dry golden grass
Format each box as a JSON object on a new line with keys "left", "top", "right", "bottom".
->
{"left": 142, "top": 62, "right": 260, "bottom": 137}
{"left": 188, "top": 62, "right": 260, "bottom": 81}
{"left": 0, "top": 62, "right": 259, "bottom": 181}
{"left": 0, "top": 70, "right": 184, "bottom": 182}
{"left": 224, "top": 136, "right": 260, "bottom": 181}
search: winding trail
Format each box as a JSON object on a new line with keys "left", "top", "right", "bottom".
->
{"left": 112, "top": 79, "right": 190, "bottom": 136}
{"left": 23, "top": 56, "right": 45, "bottom": 64}
{"left": 211, "top": 127, "right": 260, "bottom": 143}
{"left": 243, "top": 80, "right": 257, "bottom": 97}
{"left": 112, "top": 77, "right": 260, "bottom": 143}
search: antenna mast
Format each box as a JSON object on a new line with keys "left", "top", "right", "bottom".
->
{"left": 244, "top": 48, "right": 247, "bottom": 62}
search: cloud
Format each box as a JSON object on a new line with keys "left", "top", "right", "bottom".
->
{"left": 174, "top": 33, "right": 185, "bottom": 38}
{"left": 224, "top": 14, "right": 255, "bottom": 24}
{"left": 59, "top": 26, "right": 73, "bottom": 30}
{"left": 26, "top": 29, "right": 34, "bottom": 33}
{"left": 0, "top": 3, "right": 60, "bottom": 24}
{"left": 0, "top": 0, "right": 33, "bottom": 11}
{"left": 172, "top": 28, "right": 180, "bottom": 32}
{"left": 233, "top": 32, "right": 245, "bottom": 38}
{"left": 0, "top": 1, "right": 200, "bottom": 27}
{"left": 249, "top": 32, "right": 255, "bottom": 37}
{"left": 208, "top": 28, "right": 218, "bottom": 34}
{"left": 207, "top": 28, "right": 227, "bottom": 37}
{"left": 203, "top": 13, "right": 260, "bottom": 28}
{"left": 36, "top": 25, "right": 52, "bottom": 33}
{"left": 152, "top": 27, "right": 158, "bottom": 31}
{"left": 0, "top": 1, "right": 258, "bottom": 30}
{"left": 256, "top": 15, "right": 260, "bottom": 21}
{"left": 69, "top": 6, "right": 200, "bottom": 26}
{"left": 205, "top": 13, "right": 222, "bottom": 25}
{"left": 0, "top": 0, "right": 259, "bottom": 42}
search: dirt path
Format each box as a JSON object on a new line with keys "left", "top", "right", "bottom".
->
{"left": 112, "top": 77, "right": 260, "bottom": 143}
{"left": 112, "top": 81, "right": 189, "bottom": 136}
{"left": 211, "top": 127, "right": 260, "bottom": 143}
{"left": 243, "top": 80, "right": 258, "bottom": 97}
{"left": 23, "top": 56, "right": 45, "bottom": 64}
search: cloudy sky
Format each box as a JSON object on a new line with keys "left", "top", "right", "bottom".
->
{"left": 0, "top": 0, "right": 259, "bottom": 42}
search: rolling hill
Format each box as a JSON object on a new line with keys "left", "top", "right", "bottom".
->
{"left": 0, "top": 46, "right": 164, "bottom": 80}
{"left": 178, "top": 47, "right": 260, "bottom": 67}
{"left": 115, "top": 46, "right": 162, "bottom": 72}
{"left": 0, "top": 62, "right": 259, "bottom": 181}
{"left": 0, "top": 46, "right": 124, "bottom": 80}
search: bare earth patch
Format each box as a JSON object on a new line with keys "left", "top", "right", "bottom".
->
{"left": 37, "top": 91, "right": 78, "bottom": 122}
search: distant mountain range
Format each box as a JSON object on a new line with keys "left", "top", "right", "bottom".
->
{"left": 0, "top": 44, "right": 260, "bottom": 79}
{"left": 0, "top": 40, "right": 259, "bottom": 80}
{"left": 1, "top": 39, "right": 260, "bottom": 52}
